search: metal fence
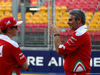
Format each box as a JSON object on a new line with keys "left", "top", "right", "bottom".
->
{"left": 11, "top": 0, "right": 100, "bottom": 50}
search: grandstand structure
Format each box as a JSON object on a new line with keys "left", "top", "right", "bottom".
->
{"left": 0, "top": 0, "right": 100, "bottom": 50}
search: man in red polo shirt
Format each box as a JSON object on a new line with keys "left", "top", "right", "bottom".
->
{"left": 0, "top": 17, "right": 28, "bottom": 75}
{"left": 49, "top": 9, "right": 91, "bottom": 75}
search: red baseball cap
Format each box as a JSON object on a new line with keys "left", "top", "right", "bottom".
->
{"left": 0, "top": 17, "right": 23, "bottom": 30}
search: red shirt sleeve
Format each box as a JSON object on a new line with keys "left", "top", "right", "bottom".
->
{"left": 10, "top": 46, "right": 27, "bottom": 65}
{"left": 58, "top": 32, "right": 88, "bottom": 55}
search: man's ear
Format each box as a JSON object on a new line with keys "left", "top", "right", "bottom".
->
{"left": 77, "top": 17, "right": 81, "bottom": 24}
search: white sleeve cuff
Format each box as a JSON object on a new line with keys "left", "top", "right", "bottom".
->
{"left": 59, "top": 44, "right": 65, "bottom": 49}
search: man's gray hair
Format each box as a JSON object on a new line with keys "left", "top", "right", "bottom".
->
{"left": 69, "top": 9, "right": 86, "bottom": 25}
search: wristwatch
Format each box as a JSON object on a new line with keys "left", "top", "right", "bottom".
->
{"left": 54, "top": 34, "right": 60, "bottom": 37}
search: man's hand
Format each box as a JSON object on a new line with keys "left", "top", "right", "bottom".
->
{"left": 49, "top": 23, "right": 60, "bottom": 35}
{"left": 26, "top": 68, "right": 33, "bottom": 72}
{"left": 15, "top": 64, "right": 20, "bottom": 67}
{"left": 49, "top": 23, "right": 62, "bottom": 53}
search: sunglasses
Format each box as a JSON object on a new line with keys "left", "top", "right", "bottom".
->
{"left": 10, "top": 26, "right": 18, "bottom": 29}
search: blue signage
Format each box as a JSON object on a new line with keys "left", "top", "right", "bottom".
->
{"left": 21, "top": 50, "right": 100, "bottom": 73}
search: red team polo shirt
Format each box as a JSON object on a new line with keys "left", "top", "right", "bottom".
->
{"left": 58, "top": 25, "right": 91, "bottom": 73}
{"left": 0, "top": 35, "right": 27, "bottom": 75}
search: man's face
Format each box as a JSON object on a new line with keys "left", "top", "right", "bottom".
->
{"left": 10, "top": 26, "right": 18, "bottom": 36}
{"left": 67, "top": 14, "right": 78, "bottom": 31}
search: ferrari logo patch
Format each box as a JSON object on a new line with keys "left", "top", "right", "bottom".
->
{"left": 11, "top": 71, "right": 17, "bottom": 75}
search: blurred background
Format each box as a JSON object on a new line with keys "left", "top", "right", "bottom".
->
{"left": 0, "top": 0, "right": 100, "bottom": 75}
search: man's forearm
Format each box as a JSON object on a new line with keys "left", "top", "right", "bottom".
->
{"left": 54, "top": 36, "right": 62, "bottom": 53}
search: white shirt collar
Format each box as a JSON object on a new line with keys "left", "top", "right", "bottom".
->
{"left": 0, "top": 34, "right": 19, "bottom": 48}
{"left": 0, "top": 34, "right": 11, "bottom": 40}
{"left": 75, "top": 25, "right": 87, "bottom": 32}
